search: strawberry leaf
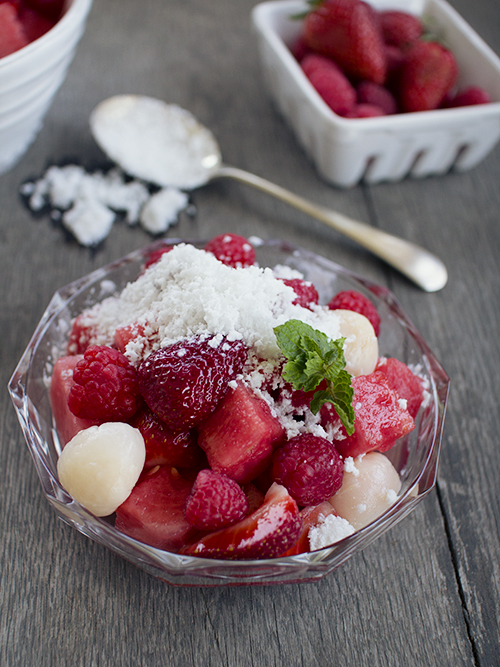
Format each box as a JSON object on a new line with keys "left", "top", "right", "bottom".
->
{"left": 274, "top": 320, "right": 355, "bottom": 435}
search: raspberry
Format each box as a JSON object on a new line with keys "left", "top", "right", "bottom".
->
{"left": 137, "top": 335, "right": 248, "bottom": 431}
{"left": 301, "top": 54, "right": 356, "bottom": 116}
{"left": 185, "top": 469, "right": 249, "bottom": 530}
{"left": 281, "top": 278, "right": 319, "bottom": 309}
{"left": 272, "top": 434, "right": 343, "bottom": 506}
{"left": 328, "top": 289, "right": 381, "bottom": 336}
{"left": 67, "top": 314, "right": 97, "bottom": 355}
{"left": 204, "top": 234, "right": 256, "bottom": 268}
{"left": 142, "top": 244, "right": 174, "bottom": 271}
{"left": 68, "top": 345, "right": 141, "bottom": 422}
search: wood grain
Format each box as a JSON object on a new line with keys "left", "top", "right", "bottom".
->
{"left": 1, "top": 0, "right": 499, "bottom": 665}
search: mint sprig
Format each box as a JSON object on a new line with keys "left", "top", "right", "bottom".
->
{"left": 274, "top": 319, "right": 355, "bottom": 435}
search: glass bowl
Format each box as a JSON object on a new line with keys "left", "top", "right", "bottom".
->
{"left": 8, "top": 239, "right": 449, "bottom": 586}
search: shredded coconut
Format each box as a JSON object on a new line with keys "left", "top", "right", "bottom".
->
{"left": 343, "top": 456, "right": 360, "bottom": 476}
{"left": 21, "top": 165, "right": 189, "bottom": 246}
{"left": 308, "top": 513, "right": 355, "bottom": 550}
{"left": 79, "top": 243, "right": 343, "bottom": 362}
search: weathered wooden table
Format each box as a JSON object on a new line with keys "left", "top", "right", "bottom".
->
{"left": 1, "top": 0, "right": 499, "bottom": 665}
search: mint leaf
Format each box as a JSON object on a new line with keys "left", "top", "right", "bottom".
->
{"left": 274, "top": 320, "right": 355, "bottom": 435}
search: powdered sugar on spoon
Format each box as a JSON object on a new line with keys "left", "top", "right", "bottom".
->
{"left": 90, "top": 94, "right": 447, "bottom": 292}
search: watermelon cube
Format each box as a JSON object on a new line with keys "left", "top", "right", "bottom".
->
{"left": 50, "top": 355, "right": 97, "bottom": 446}
{"left": 327, "top": 371, "right": 415, "bottom": 459}
{"left": 197, "top": 382, "right": 285, "bottom": 484}
{"left": 115, "top": 465, "right": 198, "bottom": 551}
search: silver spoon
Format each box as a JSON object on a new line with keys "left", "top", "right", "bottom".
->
{"left": 90, "top": 95, "right": 447, "bottom": 292}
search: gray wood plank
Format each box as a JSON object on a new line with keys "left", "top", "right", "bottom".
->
{"left": 1, "top": 0, "right": 499, "bottom": 665}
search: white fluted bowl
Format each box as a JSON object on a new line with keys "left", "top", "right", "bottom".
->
{"left": 0, "top": 0, "right": 93, "bottom": 175}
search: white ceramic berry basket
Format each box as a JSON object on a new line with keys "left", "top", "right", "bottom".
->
{"left": 8, "top": 239, "right": 449, "bottom": 587}
{"left": 252, "top": 0, "right": 500, "bottom": 187}
{"left": 0, "top": 0, "right": 93, "bottom": 176}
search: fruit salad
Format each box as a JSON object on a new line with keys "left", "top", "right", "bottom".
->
{"left": 292, "top": 0, "right": 491, "bottom": 117}
{"left": 50, "top": 234, "right": 426, "bottom": 560}
{"left": 0, "top": 0, "right": 64, "bottom": 59}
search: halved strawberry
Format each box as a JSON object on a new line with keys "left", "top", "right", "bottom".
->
{"left": 283, "top": 501, "right": 338, "bottom": 555}
{"left": 181, "top": 483, "right": 301, "bottom": 559}
{"left": 197, "top": 381, "right": 285, "bottom": 484}
{"left": 114, "top": 466, "right": 198, "bottom": 551}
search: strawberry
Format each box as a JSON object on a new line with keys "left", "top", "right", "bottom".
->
{"left": 303, "top": 0, "right": 387, "bottom": 84}
{"left": 344, "top": 103, "right": 385, "bottom": 118}
{"left": 0, "top": 3, "right": 29, "bottom": 58}
{"left": 282, "top": 501, "right": 339, "bottom": 555}
{"left": 131, "top": 406, "right": 204, "bottom": 470}
{"left": 301, "top": 53, "right": 356, "bottom": 115}
{"left": 184, "top": 469, "right": 249, "bottom": 531}
{"left": 181, "top": 483, "right": 302, "bottom": 559}
{"left": 18, "top": 6, "right": 54, "bottom": 41}
{"left": 23, "top": 0, "right": 64, "bottom": 21}
{"left": 379, "top": 10, "right": 423, "bottom": 49}
{"left": 445, "top": 85, "right": 491, "bottom": 108}
{"left": 138, "top": 335, "right": 248, "bottom": 432}
{"left": 357, "top": 80, "right": 398, "bottom": 115}
{"left": 397, "top": 40, "right": 458, "bottom": 112}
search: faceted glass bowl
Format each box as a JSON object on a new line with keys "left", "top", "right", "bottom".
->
{"left": 8, "top": 239, "right": 449, "bottom": 586}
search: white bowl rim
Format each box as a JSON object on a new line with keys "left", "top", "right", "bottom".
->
{"left": 0, "top": 0, "right": 93, "bottom": 69}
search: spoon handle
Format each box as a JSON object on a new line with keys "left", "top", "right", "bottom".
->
{"left": 213, "top": 165, "right": 447, "bottom": 292}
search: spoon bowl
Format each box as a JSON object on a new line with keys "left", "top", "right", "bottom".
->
{"left": 90, "top": 95, "right": 448, "bottom": 292}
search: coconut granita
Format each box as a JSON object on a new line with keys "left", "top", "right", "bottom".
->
{"left": 51, "top": 233, "right": 423, "bottom": 559}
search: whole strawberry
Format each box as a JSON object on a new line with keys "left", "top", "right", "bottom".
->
{"left": 138, "top": 335, "right": 248, "bottom": 431}
{"left": 379, "top": 10, "right": 423, "bottom": 50}
{"left": 398, "top": 40, "right": 458, "bottom": 112}
{"left": 303, "top": 0, "right": 387, "bottom": 84}
{"left": 301, "top": 53, "right": 356, "bottom": 115}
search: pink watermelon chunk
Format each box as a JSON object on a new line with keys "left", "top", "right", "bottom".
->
{"left": 115, "top": 465, "right": 198, "bottom": 551}
{"left": 50, "top": 355, "right": 97, "bottom": 447}
{"left": 375, "top": 357, "right": 424, "bottom": 418}
{"left": 0, "top": 4, "right": 29, "bottom": 58}
{"left": 197, "top": 382, "right": 285, "bottom": 484}
{"left": 325, "top": 371, "right": 415, "bottom": 459}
